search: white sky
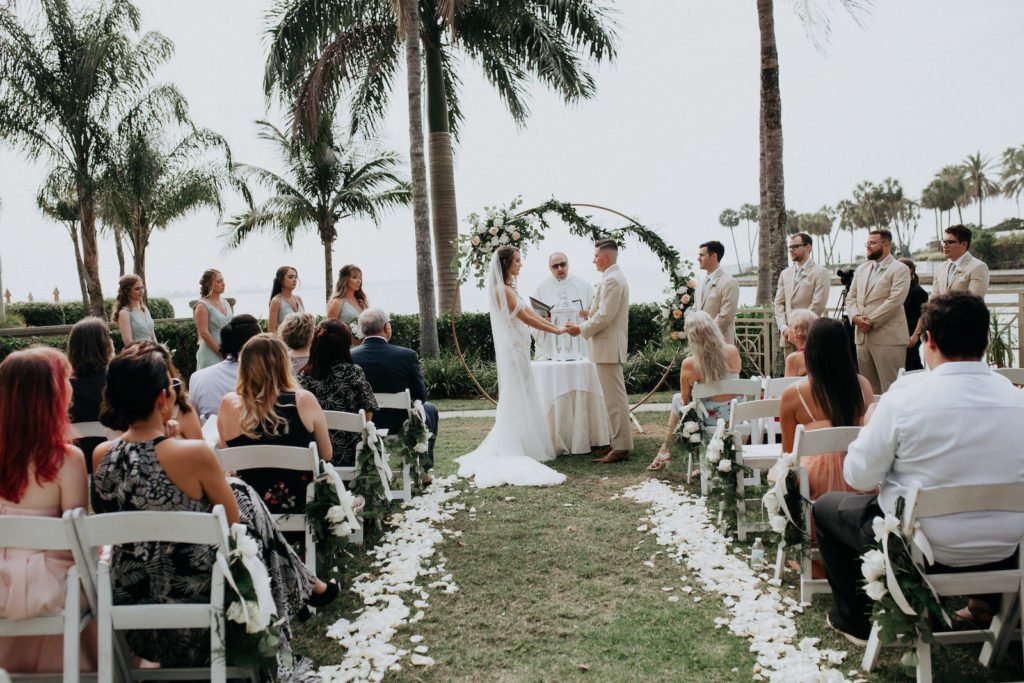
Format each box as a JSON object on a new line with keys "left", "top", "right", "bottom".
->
{"left": 1, "top": 0, "right": 1022, "bottom": 315}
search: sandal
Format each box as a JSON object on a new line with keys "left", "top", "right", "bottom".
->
{"left": 647, "top": 450, "right": 672, "bottom": 472}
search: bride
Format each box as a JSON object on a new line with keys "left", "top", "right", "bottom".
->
{"left": 456, "top": 246, "right": 569, "bottom": 488}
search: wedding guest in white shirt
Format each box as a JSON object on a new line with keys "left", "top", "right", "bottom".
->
{"left": 813, "top": 292, "right": 1024, "bottom": 646}
{"left": 532, "top": 252, "right": 595, "bottom": 359}
{"left": 187, "top": 314, "right": 261, "bottom": 418}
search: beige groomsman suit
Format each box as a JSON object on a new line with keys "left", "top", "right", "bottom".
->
{"left": 846, "top": 254, "right": 911, "bottom": 394}
{"left": 580, "top": 263, "right": 633, "bottom": 451}
{"left": 697, "top": 267, "right": 739, "bottom": 343}
{"left": 931, "top": 251, "right": 990, "bottom": 298}
{"left": 773, "top": 259, "right": 830, "bottom": 352}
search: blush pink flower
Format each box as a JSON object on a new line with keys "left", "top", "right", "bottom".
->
{"left": 488, "top": 226, "right": 499, "bottom": 236}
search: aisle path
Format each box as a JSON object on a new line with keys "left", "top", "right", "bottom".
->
{"left": 439, "top": 402, "right": 671, "bottom": 420}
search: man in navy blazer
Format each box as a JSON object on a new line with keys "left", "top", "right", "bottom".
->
{"left": 351, "top": 308, "right": 439, "bottom": 473}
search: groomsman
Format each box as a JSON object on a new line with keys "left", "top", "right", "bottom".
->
{"left": 846, "top": 228, "right": 911, "bottom": 394}
{"left": 908, "top": 224, "right": 990, "bottom": 349}
{"left": 774, "top": 232, "right": 830, "bottom": 355}
{"left": 696, "top": 240, "right": 739, "bottom": 343}
{"left": 566, "top": 239, "right": 632, "bottom": 463}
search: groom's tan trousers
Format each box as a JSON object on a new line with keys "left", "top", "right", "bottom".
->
{"left": 595, "top": 362, "right": 633, "bottom": 451}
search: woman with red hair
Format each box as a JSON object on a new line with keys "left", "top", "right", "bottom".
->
{"left": 0, "top": 347, "right": 96, "bottom": 673}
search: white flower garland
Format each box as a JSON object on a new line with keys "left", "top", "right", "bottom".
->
{"left": 221, "top": 523, "right": 278, "bottom": 634}
{"left": 318, "top": 476, "right": 464, "bottom": 682}
{"left": 763, "top": 452, "right": 803, "bottom": 539}
{"left": 624, "top": 480, "right": 852, "bottom": 681}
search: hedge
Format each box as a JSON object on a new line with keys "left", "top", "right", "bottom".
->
{"left": 9, "top": 297, "right": 175, "bottom": 327}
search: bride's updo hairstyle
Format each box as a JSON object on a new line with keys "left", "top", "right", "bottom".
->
{"left": 497, "top": 246, "right": 518, "bottom": 284}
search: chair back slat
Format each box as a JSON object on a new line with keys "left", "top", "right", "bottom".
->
{"left": 692, "top": 378, "right": 763, "bottom": 399}
{"left": 910, "top": 483, "right": 1024, "bottom": 520}
{"left": 73, "top": 508, "right": 230, "bottom": 549}
{"left": 216, "top": 443, "right": 318, "bottom": 475}
{"left": 729, "top": 398, "right": 781, "bottom": 424}
{"left": 763, "top": 376, "right": 801, "bottom": 398}
{"left": 993, "top": 367, "right": 1024, "bottom": 386}
{"left": 792, "top": 424, "right": 862, "bottom": 459}
{"left": 0, "top": 515, "right": 74, "bottom": 550}
{"left": 374, "top": 390, "right": 412, "bottom": 412}
{"left": 324, "top": 408, "right": 366, "bottom": 433}
{"left": 72, "top": 421, "right": 107, "bottom": 439}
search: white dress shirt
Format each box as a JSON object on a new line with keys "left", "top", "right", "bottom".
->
{"left": 188, "top": 358, "right": 239, "bottom": 419}
{"left": 532, "top": 273, "right": 595, "bottom": 359}
{"left": 844, "top": 361, "right": 1024, "bottom": 566}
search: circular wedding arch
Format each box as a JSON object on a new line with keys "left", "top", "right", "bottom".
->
{"left": 449, "top": 200, "right": 690, "bottom": 409}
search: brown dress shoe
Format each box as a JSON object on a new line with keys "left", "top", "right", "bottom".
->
{"left": 591, "top": 445, "right": 613, "bottom": 461}
{"left": 596, "top": 450, "right": 630, "bottom": 463}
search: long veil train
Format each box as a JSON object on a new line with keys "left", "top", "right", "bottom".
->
{"left": 454, "top": 253, "right": 566, "bottom": 488}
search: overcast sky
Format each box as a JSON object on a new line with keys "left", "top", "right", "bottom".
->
{"left": 1, "top": 0, "right": 1022, "bottom": 315}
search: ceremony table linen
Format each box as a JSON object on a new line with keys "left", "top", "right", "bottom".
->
{"left": 531, "top": 360, "right": 611, "bottom": 455}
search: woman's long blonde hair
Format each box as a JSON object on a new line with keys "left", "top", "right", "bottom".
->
{"left": 330, "top": 264, "right": 367, "bottom": 309}
{"left": 236, "top": 333, "right": 297, "bottom": 439}
{"left": 111, "top": 274, "right": 145, "bottom": 322}
{"left": 685, "top": 311, "right": 730, "bottom": 383}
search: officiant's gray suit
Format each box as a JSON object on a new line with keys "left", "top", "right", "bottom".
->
{"left": 580, "top": 263, "right": 632, "bottom": 451}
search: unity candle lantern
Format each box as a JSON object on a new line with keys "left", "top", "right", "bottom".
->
{"left": 551, "top": 291, "right": 583, "bottom": 361}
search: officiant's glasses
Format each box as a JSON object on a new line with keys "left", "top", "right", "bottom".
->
{"left": 550, "top": 261, "right": 567, "bottom": 269}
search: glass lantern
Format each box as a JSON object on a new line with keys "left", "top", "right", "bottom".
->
{"left": 551, "top": 290, "right": 583, "bottom": 361}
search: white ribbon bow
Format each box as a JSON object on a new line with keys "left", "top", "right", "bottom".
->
{"left": 361, "top": 420, "right": 393, "bottom": 484}
{"left": 769, "top": 453, "right": 801, "bottom": 528}
{"left": 218, "top": 523, "right": 277, "bottom": 634}
{"left": 873, "top": 516, "right": 947, "bottom": 624}
{"left": 317, "top": 462, "right": 361, "bottom": 536}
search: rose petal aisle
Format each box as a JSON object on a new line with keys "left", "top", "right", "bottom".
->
{"left": 623, "top": 480, "right": 859, "bottom": 683}
{"left": 318, "top": 476, "right": 465, "bottom": 682}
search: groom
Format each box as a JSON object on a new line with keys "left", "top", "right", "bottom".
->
{"left": 566, "top": 239, "right": 632, "bottom": 463}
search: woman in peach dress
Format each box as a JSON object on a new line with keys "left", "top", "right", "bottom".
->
{"left": 0, "top": 347, "right": 96, "bottom": 674}
{"left": 780, "top": 319, "right": 875, "bottom": 576}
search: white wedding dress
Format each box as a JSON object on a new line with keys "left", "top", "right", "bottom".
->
{"left": 455, "top": 255, "right": 566, "bottom": 488}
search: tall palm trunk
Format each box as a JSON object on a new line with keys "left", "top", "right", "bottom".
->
{"left": 130, "top": 227, "right": 149, "bottom": 304}
{"left": 75, "top": 167, "right": 105, "bottom": 317}
{"left": 424, "top": 41, "right": 460, "bottom": 315}
{"left": 113, "top": 224, "right": 126, "bottom": 276}
{"left": 728, "top": 228, "right": 741, "bottom": 270}
{"left": 67, "top": 222, "right": 89, "bottom": 307}
{"left": 756, "top": 0, "right": 787, "bottom": 309}
{"left": 400, "top": 0, "right": 439, "bottom": 358}
{"left": 321, "top": 217, "right": 337, "bottom": 304}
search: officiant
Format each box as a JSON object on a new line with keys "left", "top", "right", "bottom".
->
{"left": 532, "top": 252, "right": 595, "bottom": 359}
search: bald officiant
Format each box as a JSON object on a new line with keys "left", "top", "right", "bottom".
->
{"left": 532, "top": 252, "right": 595, "bottom": 359}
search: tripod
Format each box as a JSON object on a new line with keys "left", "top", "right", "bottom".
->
{"left": 833, "top": 284, "right": 858, "bottom": 368}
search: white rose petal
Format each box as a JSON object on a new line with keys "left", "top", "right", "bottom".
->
{"left": 864, "top": 580, "right": 888, "bottom": 601}
{"left": 860, "top": 549, "right": 887, "bottom": 583}
{"left": 717, "top": 459, "right": 732, "bottom": 473}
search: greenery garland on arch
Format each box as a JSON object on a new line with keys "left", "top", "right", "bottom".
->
{"left": 453, "top": 197, "right": 697, "bottom": 345}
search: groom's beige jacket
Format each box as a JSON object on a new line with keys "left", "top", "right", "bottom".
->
{"left": 580, "top": 264, "right": 629, "bottom": 363}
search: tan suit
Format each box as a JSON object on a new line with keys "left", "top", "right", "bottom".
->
{"left": 580, "top": 264, "right": 632, "bottom": 451}
{"left": 931, "top": 251, "right": 990, "bottom": 298}
{"left": 846, "top": 254, "right": 911, "bottom": 394}
{"left": 773, "top": 259, "right": 830, "bottom": 351}
{"left": 697, "top": 268, "right": 739, "bottom": 342}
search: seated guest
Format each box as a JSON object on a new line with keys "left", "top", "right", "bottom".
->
{"left": 351, "top": 308, "right": 438, "bottom": 478}
{"left": 112, "top": 274, "right": 156, "bottom": 345}
{"left": 217, "top": 334, "right": 331, "bottom": 512}
{"left": 326, "top": 264, "right": 368, "bottom": 325}
{"left": 188, "top": 314, "right": 261, "bottom": 419}
{"left": 0, "top": 348, "right": 97, "bottom": 674}
{"left": 782, "top": 309, "right": 816, "bottom": 377}
{"left": 813, "top": 292, "right": 1024, "bottom": 645}
{"left": 103, "top": 354, "right": 203, "bottom": 441}
{"left": 297, "top": 319, "right": 377, "bottom": 467}
{"left": 279, "top": 311, "right": 315, "bottom": 374}
{"left": 900, "top": 258, "right": 928, "bottom": 372}
{"left": 92, "top": 342, "right": 336, "bottom": 669}
{"left": 68, "top": 316, "right": 114, "bottom": 423}
{"left": 648, "top": 310, "right": 742, "bottom": 472}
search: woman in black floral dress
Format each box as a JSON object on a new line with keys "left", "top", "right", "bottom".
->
{"left": 91, "top": 342, "right": 337, "bottom": 668}
{"left": 297, "top": 319, "right": 377, "bottom": 467}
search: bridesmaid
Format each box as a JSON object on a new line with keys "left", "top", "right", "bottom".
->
{"left": 268, "top": 265, "right": 305, "bottom": 333}
{"left": 194, "top": 268, "right": 233, "bottom": 371}
{"left": 326, "top": 264, "right": 367, "bottom": 325}
{"left": 112, "top": 274, "right": 156, "bottom": 346}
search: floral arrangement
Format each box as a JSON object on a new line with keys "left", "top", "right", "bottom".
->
{"left": 351, "top": 421, "right": 393, "bottom": 538}
{"left": 703, "top": 418, "right": 747, "bottom": 534}
{"left": 672, "top": 400, "right": 706, "bottom": 468}
{"left": 762, "top": 452, "right": 811, "bottom": 555}
{"left": 860, "top": 499, "right": 951, "bottom": 672}
{"left": 349, "top": 321, "right": 364, "bottom": 341}
{"left": 396, "top": 399, "right": 433, "bottom": 496}
{"left": 658, "top": 261, "right": 698, "bottom": 342}
{"left": 222, "top": 523, "right": 281, "bottom": 677}
{"left": 307, "top": 462, "right": 364, "bottom": 573}
{"left": 454, "top": 196, "right": 544, "bottom": 289}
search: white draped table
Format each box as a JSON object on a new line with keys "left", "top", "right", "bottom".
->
{"left": 531, "top": 359, "right": 611, "bottom": 455}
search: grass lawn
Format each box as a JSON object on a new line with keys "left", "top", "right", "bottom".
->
{"left": 293, "top": 410, "right": 1024, "bottom": 681}
{"left": 433, "top": 390, "right": 676, "bottom": 413}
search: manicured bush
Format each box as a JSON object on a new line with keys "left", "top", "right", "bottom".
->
{"left": 147, "top": 298, "right": 175, "bottom": 319}
{"left": 155, "top": 320, "right": 199, "bottom": 380}
{"left": 8, "top": 302, "right": 67, "bottom": 326}
{"left": 421, "top": 352, "right": 498, "bottom": 399}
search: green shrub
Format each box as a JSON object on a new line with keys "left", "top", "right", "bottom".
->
{"left": 623, "top": 344, "right": 680, "bottom": 394}
{"left": 421, "top": 352, "right": 498, "bottom": 399}
{"left": 0, "top": 312, "right": 26, "bottom": 329}
{"left": 155, "top": 320, "right": 199, "bottom": 379}
{"left": 0, "top": 334, "right": 68, "bottom": 359}
{"left": 8, "top": 302, "right": 67, "bottom": 326}
{"left": 147, "top": 298, "right": 175, "bottom": 319}
{"left": 627, "top": 303, "right": 664, "bottom": 354}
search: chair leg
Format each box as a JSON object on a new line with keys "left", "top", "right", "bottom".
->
{"left": 64, "top": 566, "right": 80, "bottom": 683}
{"left": 773, "top": 545, "right": 786, "bottom": 581}
{"left": 916, "top": 636, "right": 932, "bottom": 683}
{"left": 862, "top": 623, "right": 882, "bottom": 671}
{"left": 98, "top": 566, "right": 114, "bottom": 683}
{"left": 980, "top": 592, "right": 1018, "bottom": 667}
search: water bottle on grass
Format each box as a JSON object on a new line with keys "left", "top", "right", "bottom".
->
{"left": 750, "top": 538, "right": 765, "bottom": 570}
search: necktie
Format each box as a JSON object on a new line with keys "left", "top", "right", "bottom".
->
{"left": 869, "top": 261, "right": 880, "bottom": 286}
{"left": 946, "top": 261, "right": 955, "bottom": 288}
{"left": 796, "top": 266, "right": 805, "bottom": 282}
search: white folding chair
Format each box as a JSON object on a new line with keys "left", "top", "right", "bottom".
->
{"left": 70, "top": 422, "right": 107, "bottom": 440}
{"left": 372, "top": 390, "right": 414, "bottom": 501}
{"left": 0, "top": 511, "right": 91, "bottom": 683}
{"left": 862, "top": 481, "right": 1024, "bottom": 682}
{"left": 325, "top": 408, "right": 407, "bottom": 503}
{"left": 215, "top": 442, "right": 320, "bottom": 572}
{"left": 896, "top": 367, "right": 927, "bottom": 379}
{"left": 728, "top": 398, "right": 782, "bottom": 541}
{"left": 691, "top": 378, "right": 763, "bottom": 494}
{"left": 70, "top": 506, "right": 253, "bottom": 683}
{"left": 762, "top": 376, "right": 802, "bottom": 442}
{"left": 993, "top": 367, "right": 1024, "bottom": 386}
{"left": 774, "top": 424, "right": 862, "bottom": 604}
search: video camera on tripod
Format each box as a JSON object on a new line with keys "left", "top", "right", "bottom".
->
{"left": 834, "top": 268, "right": 858, "bottom": 366}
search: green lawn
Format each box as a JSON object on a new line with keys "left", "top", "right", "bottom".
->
{"left": 293, "top": 410, "right": 1024, "bottom": 681}
{"left": 433, "top": 390, "right": 676, "bottom": 413}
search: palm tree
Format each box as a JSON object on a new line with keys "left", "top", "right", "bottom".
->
{"left": 960, "top": 152, "right": 1000, "bottom": 228}
{"left": 739, "top": 202, "right": 759, "bottom": 267}
{"left": 99, "top": 85, "right": 233, "bottom": 291}
{"left": 718, "top": 208, "right": 741, "bottom": 270}
{"left": 1000, "top": 145, "right": 1024, "bottom": 217}
{"left": 936, "top": 165, "right": 967, "bottom": 225}
{"left": 920, "top": 177, "right": 957, "bottom": 243}
{"left": 263, "top": 0, "right": 618, "bottom": 315}
{"left": 0, "top": 0, "right": 174, "bottom": 316}
{"left": 37, "top": 168, "right": 90, "bottom": 307}
{"left": 226, "top": 117, "right": 411, "bottom": 305}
